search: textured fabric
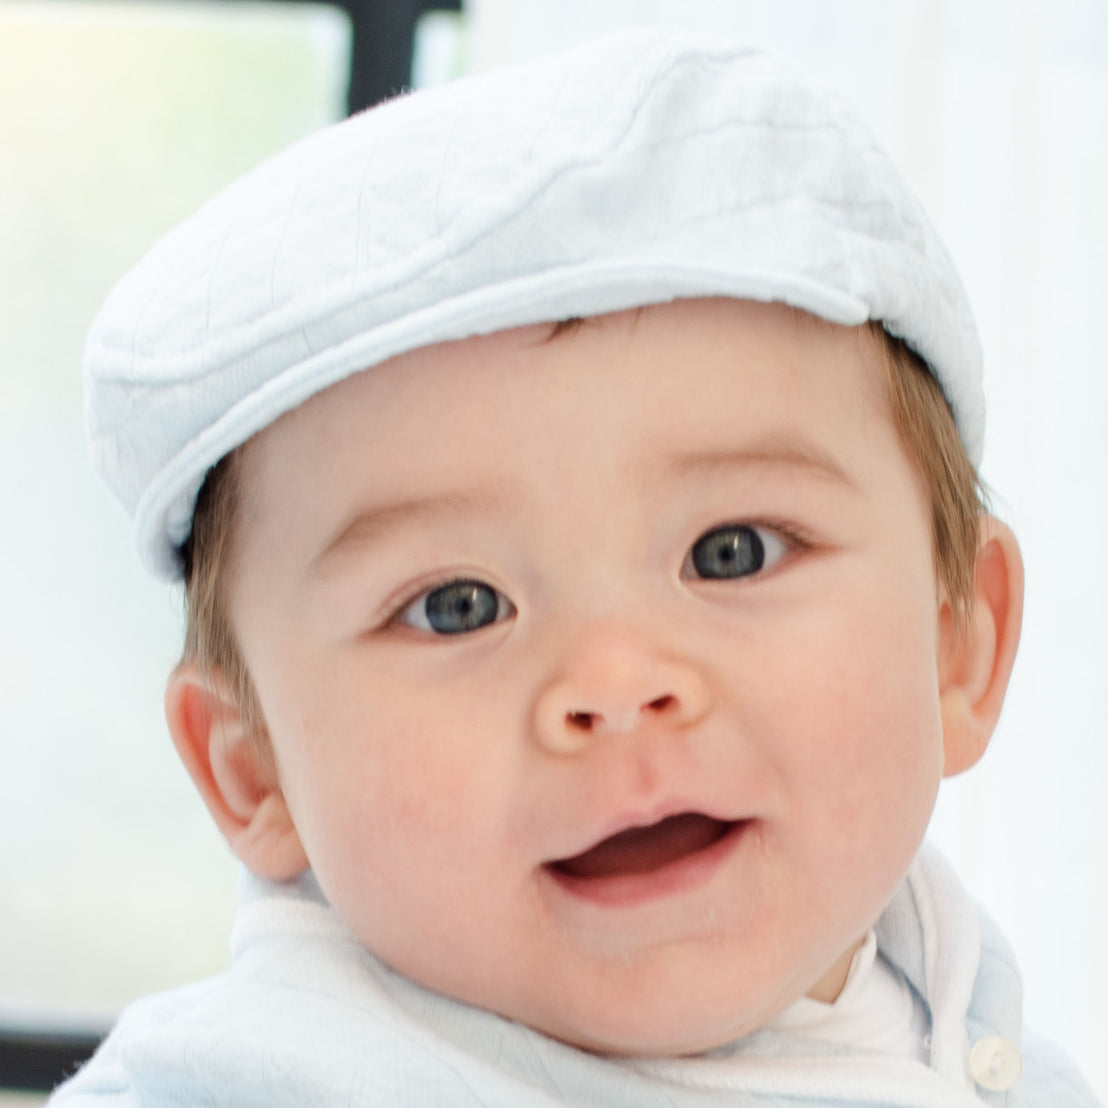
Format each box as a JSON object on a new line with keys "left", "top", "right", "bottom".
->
{"left": 81, "top": 29, "right": 985, "bottom": 579}
{"left": 49, "top": 845, "right": 1100, "bottom": 1107}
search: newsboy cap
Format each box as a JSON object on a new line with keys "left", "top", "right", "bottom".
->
{"left": 83, "top": 29, "right": 983, "bottom": 579}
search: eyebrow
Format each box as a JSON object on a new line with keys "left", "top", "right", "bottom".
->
{"left": 661, "top": 437, "right": 857, "bottom": 487}
{"left": 309, "top": 490, "right": 508, "bottom": 578}
{"left": 310, "top": 438, "right": 852, "bottom": 576}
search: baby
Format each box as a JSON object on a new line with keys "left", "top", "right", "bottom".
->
{"left": 53, "top": 29, "right": 1099, "bottom": 1107}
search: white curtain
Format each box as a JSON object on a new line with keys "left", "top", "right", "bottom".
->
{"left": 462, "top": 0, "right": 1108, "bottom": 1091}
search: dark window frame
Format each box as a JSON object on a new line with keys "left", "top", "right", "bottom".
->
{"left": 335, "top": 0, "right": 463, "bottom": 113}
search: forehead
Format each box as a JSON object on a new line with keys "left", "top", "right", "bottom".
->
{"left": 249, "top": 298, "right": 885, "bottom": 455}
{"left": 233, "top": 298, "right": 893, "bottom": 546}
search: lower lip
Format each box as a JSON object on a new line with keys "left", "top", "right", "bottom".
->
{"left": 542, "top": 820, "right": 749, "bottom": 909}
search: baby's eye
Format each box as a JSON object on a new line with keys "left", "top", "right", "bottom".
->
{"left": 399, "top": 578, "right": 515, "bottom": 635}
{"left": 685, "top": 523, "right": 788, "bottom": 580}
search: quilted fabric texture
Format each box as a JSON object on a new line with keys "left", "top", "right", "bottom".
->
{"left": 50, "top": 846, "right": 1102, "bottom": 1106}
{"left": 83, "top": 29, "right": 984, "bottom": 579}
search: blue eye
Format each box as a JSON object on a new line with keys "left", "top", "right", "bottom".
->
{"left": 401, "top": 579, "right": 515, "bottom": 635}
{"left": 687, "top": 524, "right": 787, "bottom": 580}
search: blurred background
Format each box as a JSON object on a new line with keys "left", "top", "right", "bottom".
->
{"left": 1, "top": 0, "right": 1105, "bottom": 1102}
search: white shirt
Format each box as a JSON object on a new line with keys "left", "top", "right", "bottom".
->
{"left": 766, "top": 930, "right": 932, "bottom": 1064}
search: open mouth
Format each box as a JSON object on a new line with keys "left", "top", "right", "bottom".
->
{"left": 547, "top": 812, "right": 740, "bottom": 881}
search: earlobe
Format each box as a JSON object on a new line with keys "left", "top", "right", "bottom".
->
{"left": 165, "top": 662, "right": 309, "bottom": 880}
{"left": 938, "top": 517, "right": 1024, "bottom": 777}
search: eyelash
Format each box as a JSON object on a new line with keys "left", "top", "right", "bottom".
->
{"left": 679, "top": 519, "right": 806, "bottom": 582}
{"left": 382, "top": 573, "right": 515, "bottom": 637}
{"left": 383, "top": 519, "right": 810, "bottom": 636}
{"left": 397, "top": 578, "right": 515, "bottom": 636}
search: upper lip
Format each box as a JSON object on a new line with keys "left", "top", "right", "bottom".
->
{"left": 533, "top": 730, "right": 767, "bottom": 868}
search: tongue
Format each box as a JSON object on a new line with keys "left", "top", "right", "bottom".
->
{"left": 554, "top": 813, "right": 730, "bottom": 879}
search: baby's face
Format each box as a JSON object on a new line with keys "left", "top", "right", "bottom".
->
{"left": 229, "top": 298, "right": 949, "bottom": 1054}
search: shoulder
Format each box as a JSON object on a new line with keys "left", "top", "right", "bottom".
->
{"left": 46, "top": 872, "right": 607, "bottom": 1107}
{"left": 1013, "top": 1029, "right": 1104, "bottom": 1108}
{"left": 47, "top": 948, "right": 499, "bottom": 1106}
{"left": 969, "top": 888, "right": 1100, "bottom": 1105}
{"left": 46, "top": 871, "right": 488, "bottom": 1105}
{"left": 879, "top": 846, "right": 1102, "bottom": 1107}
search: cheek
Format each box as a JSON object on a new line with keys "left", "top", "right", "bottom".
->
{"left": 262, "top": 650, "right": 513, "bottom": 892}
{"left": 266, "top": 661, "right": 539, "bottom": 998}
{"left": 754, "top": 591, "right": 944, "bottom": 866}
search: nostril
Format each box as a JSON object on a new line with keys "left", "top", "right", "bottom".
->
{"left": 566, "top": 697, "right": 675, "bottom": 733}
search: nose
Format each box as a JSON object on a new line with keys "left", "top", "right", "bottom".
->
{"left": 532, "top": 621, "right": 712, "bottom": 753}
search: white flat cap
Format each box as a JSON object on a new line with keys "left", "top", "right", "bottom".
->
{"left": 84, "top": 29, "right": 984, "bottom": 580}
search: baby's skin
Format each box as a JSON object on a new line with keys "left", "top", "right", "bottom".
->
{"left": 167, "top": 296, "right": 1021, "bottom": 1056}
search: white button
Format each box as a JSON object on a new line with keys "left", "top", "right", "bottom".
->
{"left": 969, "top": 1035, "right": 1023, "bottom": 1092}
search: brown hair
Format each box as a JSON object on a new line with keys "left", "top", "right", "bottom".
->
{"left": 178, "top": 321, "right": 985, "bottom": 737}
{"left": 874, "top": 324, "right": 986, "bottom": 623}
{"left": 180, "top": 449, "right": 264, "bottom": 739}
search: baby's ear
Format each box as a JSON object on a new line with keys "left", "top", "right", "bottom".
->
{"left": 938, "top": 516, "right": 1024, "bottom": 777}
{"left": 165, "top": 662, "right": 309, "bottom": 880}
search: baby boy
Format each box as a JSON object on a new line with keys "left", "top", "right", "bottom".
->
{"left": 54, "top": 29, "right": 1099, "bottom": 1107}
